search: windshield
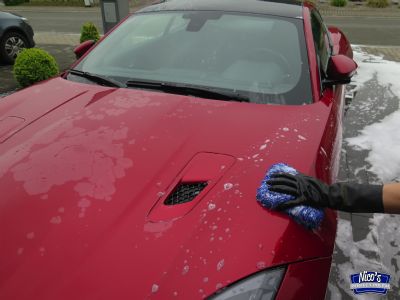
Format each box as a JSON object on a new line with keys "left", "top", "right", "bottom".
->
{"left": 72, "top": 11, "right": 312, "bottom": 105}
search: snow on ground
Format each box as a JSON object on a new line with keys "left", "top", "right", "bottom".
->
{"left": 347, "top": 47, "right": 400, "bottom": 183}
{"left": 334, "top": 216, "right": 400, "bottom": 299}
{"left": 330, "top": 47, "right": 400, "bottom": 298}
{"left": 350, "top": 48, "right": 400, "bottom": 97}
{"left": 348, "top": 109, "right": 400, "bottom": 182}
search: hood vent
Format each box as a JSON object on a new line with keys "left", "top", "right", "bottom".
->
{"left": 148, "top": 152, "right": 235, "bottom": 221}
{"left": 164, "top": 182, "right": 208, "bottom": 206}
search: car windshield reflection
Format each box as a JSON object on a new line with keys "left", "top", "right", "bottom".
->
{"left": 71, "top": 11, "right": 312, "bottom": 105}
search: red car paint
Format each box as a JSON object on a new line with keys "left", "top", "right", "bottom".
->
{"left": 0, "top": 3, "right": 354, "bottom": 299}
{"left": 276, "top": 257, "right": 333, "bottom": 299}
{"left": 328, "top": 26, "right": 353, "bottom": 58}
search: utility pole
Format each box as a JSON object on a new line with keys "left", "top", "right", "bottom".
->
{"left": 99, "top": 0, "right": 130, "bottom": 34}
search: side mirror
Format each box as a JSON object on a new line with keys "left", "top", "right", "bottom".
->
{"left": 74, "top": 40, "right": 96, "bottom": 59}
{"left": 325, "top": 54, "right": 358, "bottom": 85}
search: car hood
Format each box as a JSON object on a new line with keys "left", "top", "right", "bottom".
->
{"left": 0, "top": 78, "right": 337, "bottom": 299}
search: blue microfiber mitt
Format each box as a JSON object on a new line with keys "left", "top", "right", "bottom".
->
{"left": 256, "top": 163, "right": 324, "bottom": 230}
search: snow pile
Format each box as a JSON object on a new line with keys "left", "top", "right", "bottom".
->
{"left": 350, "top": 48, "right": 400, "bottom": 97}
{"left": 347, "top": 111, "right": 400, "bottom": 182}
{"left": 347, "top": 47, "right": 400, "bottom": 182}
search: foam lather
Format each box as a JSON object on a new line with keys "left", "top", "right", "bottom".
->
{"left": 256, "top": 163, "right": 324, "bottom": 230}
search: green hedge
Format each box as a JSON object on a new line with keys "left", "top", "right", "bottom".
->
{"left": 80, "top": 22, "right": 100, "bottom": 43}
{"left": 331, "top": 0, "right": 347, "bottom": 7}
{"left": 13, "top": 48, "right": 59, "bottom": 87}
{"left": 4, "top": 0, "right": 25, "bottom": 6}
{"left": 367, "top": 0, "right": 389, "bottom": 7}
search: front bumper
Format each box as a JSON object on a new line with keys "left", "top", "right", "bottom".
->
{"left": 22, "top": 21, "right": 35, "bottom": 48}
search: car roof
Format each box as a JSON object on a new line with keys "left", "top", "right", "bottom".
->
{"left": 138, "top": 0, "right": 304, "bottom": 19}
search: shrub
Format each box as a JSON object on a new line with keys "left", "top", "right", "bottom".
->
{"left": 367, "top": 0, "right": 389, "bottom": 7}
{"left": 331, "top": 0, "right": 347, "bottom": 7}
{"left": 13, "top": 48, "right": 59, "bottom": 87}
{"left": 4, "top": 0, "right": 25, "bottom": 5}
{"left": 80, "top": 22, "right": 100, "bottom": 43}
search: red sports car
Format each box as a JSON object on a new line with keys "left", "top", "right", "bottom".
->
{"left": 0, "top": 0, "right": 356, "bottom": 299}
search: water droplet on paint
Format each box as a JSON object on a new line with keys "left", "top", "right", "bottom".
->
{"left": 224, "top": 183, "right": 233, "bottom": 190}
{"left": 298, "top": 135, "right": 307, "bottom": 141}
{"left": 78, "top": 198, "right": 91, "bottom": 208}
{"left": 182, "top": 265, "right": 189, "bottom": 275}
{"left": 50, "top": 216, "right": 62, "bottom": 224}
{"left": 259, "top": 144, "right": 267, "bottom": 150}
{"left": 217, "top": 259, "right": 225, "bottom": 271}
{"left": 256, "top": 261, "right": 266, "bottom": 269}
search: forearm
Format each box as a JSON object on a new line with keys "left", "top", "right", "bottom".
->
{"left": 328, "top": 183, "right": 383, "bottom": 213}
{"left": 329, "top": 182, "right": 400, "bottom": 214}
{"left": 383, "top": 183, "right": 400, "bottom": 214}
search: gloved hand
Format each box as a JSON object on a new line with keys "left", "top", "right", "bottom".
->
{"left": 266, "top": 173, "right": 384, "bottom": 213}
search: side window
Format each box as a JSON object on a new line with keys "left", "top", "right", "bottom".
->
{"left": 310, "top": 11, "right": 331, "bottom": 77}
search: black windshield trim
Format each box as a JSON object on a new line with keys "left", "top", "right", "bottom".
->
{"left": 126, "top": 79, "right": 250, "bottom": 102}
{"left": 68, "top": 69, "right": 125, "bottom": 88}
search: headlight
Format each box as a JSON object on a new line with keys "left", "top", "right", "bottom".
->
{"left": 208, "top": 267, "right": 285, "bottom": 300}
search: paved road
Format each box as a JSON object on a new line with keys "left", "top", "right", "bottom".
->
{"left": 15, "top": 9, "right": 104, "bottom": 33}
{"left": 324, "top": 16, "right": 400, "bottom": 46}
{"left": 4, "top": 9, "right": 400, "bottom": 46}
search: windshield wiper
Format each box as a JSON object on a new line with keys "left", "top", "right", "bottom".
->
{"left": 125, "top": 79, "right": 249, "bottom": 102}
{"left": 68, "top": 69, "right": 125, "bottom": 88}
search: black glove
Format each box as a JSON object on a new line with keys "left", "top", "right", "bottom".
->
{"left": 266, "top": 173, "right": 384, "bottom": 213}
